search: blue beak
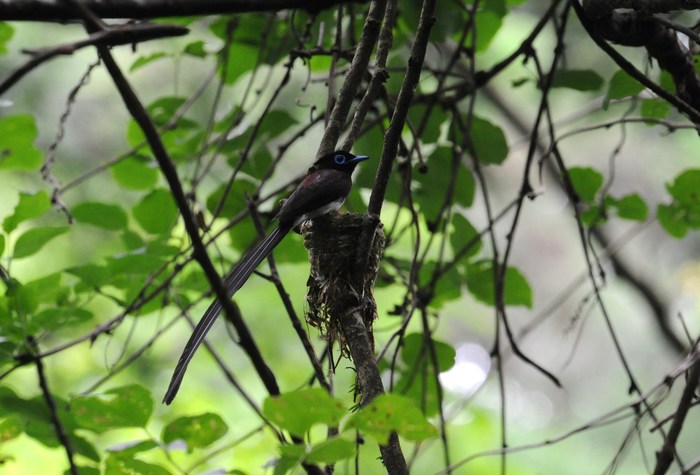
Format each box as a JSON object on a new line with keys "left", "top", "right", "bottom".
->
{"left": 351, "top": 155, "right": 369, "bottom": 163}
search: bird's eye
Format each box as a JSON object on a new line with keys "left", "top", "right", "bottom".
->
{"left": 334, "top": 154, "right": 347, "bottom": 165}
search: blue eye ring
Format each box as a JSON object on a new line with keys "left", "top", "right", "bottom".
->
{"left": 334, "top": 154, "right": 347, "bottom": 164}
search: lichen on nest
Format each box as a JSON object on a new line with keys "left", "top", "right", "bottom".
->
{"left": 300, "top": 213, "right": 385, "bottom": 350}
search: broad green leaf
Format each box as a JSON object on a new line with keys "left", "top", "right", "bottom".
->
{"left": 465, "top": 260, "right": 532, "bottom": 307}
{"left": 2, "top": 190, "right": 52, "bottom": 233}
{"left": 263, "top": 388, "right": 346, "bottom": 437}
{"left": 106, "top": 253, "right": 165, "bottom": 276}
{"left": 609, "top": 193, "right": 648, "bottom": 221}
{"left": 666, "top": 169, "right": 700, "bottom": 202}
{"left": 28, "top": 308, "right": 92, "bottom": 334}
{"left": 471, "top": 117, "right": 508, "bottom": 165}
{"left": 657, "top": 170, "right": 700, "bottom": 238}
{"left": 13, "top": 226, "right": 68, "bottom": 259}
{"left": 219, "top": 43, "right": 259, "bottom": 84}
{"left": 130, "top": 52, "right": 167, "bottom": 72}
{"left": 104, "top": 454, "right": 170, "bottom": 475}
{"left": 261, "top": 110, "right": 298, "bottom": 139}
{"left": 641, "top": 98, "right": 670, "bottom": 122}
{"left": 346, "top": 394, "right": 437, "bottom": 444}
{"left": 394, "top": 334, "right": 456, "bottom": 415}
{"left": 277, "top": 445, "right": 306, "bottom": 474}
{"left": 657, "top": 203, "right": 688, "bottom": 238}
{"left": 106, "top": 440, "right": 158, "bottom": 456}
{"left": 415, "top": 147, "right": 475, "bottom": 224}
{"left": 206, "top": 179, "right": 257, "bottom": 219}
{"left": 474, "top": 10, "right": 503, "bottom": 52}
{"left": 0, "top": 414, "right": 24, "bottom": 442}
{"left": 132, "top": 189, "right": 179, "bottom": 234}
{"left": 73, "top": 202, "right": 128, "bottom": 230}
{"left": 111, "top": 156, "right": 159, "bottom": 190}
{"left": 73, "top": 385, "right": 153, "bottom": 432}
{"left": 401, "top": 333, "right": 456, "bottom": 373}
{"left": 0, "top": 115, "right": 42, "bottom": 170}
{"left": 551, "top": 69, "right": 604, "bottom": 91}
{"left": 0, "top": 389, "right": 99, "bottom": 461}
{"left": 183, "top": 40, "right": 207, "bottom": 57}
{"left": 606, "top": 69, "right": 644, "bottom": 106}
{"left": 407, "top": 105, "right": 446, "bottom": 143}
{"left": 19, "top": 273, "right": 66, "bottom": 312}
{"left": 66, "top": 264, "right": 111, "bottom": 287}
{"left": 568, "top": 167, "right": 603, "bottom": 203}
{"left": 306, "top": 437, "right": 356, "bottom": 464}
{"left": 162, "top": 413, "right": 228, "bottom": 449}
{"left": 449, "top": 213, "right": 481, "bottom": 260}
{"left": 0, "top": 22, "right": 13, "bottom": 55}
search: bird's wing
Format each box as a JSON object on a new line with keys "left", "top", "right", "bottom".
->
{"left": 277, "top": 169, "right": 352, "bottom": 224}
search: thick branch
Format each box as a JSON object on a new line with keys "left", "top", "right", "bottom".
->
{"left": 0, "top": 0, "right": 368, "bottom": 21}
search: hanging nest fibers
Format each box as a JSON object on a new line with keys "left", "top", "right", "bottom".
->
{"left": 300, "top": 212, "right": 385, "bottom": 352}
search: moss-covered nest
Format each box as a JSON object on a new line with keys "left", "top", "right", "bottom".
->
{"left": 300, "top": 213, "right": 385, "bottom": 350}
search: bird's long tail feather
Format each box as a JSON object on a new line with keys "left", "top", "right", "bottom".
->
{"left": 163, "top": 225, "right": 290, "bottom": 404}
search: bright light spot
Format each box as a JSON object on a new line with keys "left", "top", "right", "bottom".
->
{"left": 439, "top": 343, "right": 490, "bottom": 397}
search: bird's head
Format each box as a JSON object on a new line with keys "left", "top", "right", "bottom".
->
{"left": 312, "top": 150, "right": 369, "bottom": 173}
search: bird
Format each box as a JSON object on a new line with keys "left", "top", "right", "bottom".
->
{"left": 163, "top": 150, "right": 369, "bottom": 404}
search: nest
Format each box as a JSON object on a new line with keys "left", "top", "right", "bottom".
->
{"left": 300, "top": 213, "right": 385, "bottom": 351}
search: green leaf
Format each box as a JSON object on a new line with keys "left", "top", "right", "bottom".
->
{"left": 471, "top": 117, "right": 508, "bottom": 165}
{"left": 657, "top": 169, "right": 700, "bottom": 238}
{"left": 0, "top": 22, "right": 14, "bottom": 55}
{"left": 449, "top": 213, "right": 481, "bottom": 260}
{"left": 2, "top": 190, "right": 52, "bottom": 233}
{"left": 415, "top": 147, "right": 475, "bottom": 224}
{"left": 66, "top": 264, "right": 111, "bottom": 287}
{"left": 609, "top": 193, "right": 648, "bottom": 221}
{"left": 73, "top": 202, "right": 128, "bottom": 230}
{"left": 107, "top": 439, "right": 158, "bottom": 456}
{"left": 666, "top": 169, "right": 700, "bottom": 202}
{"left": 206, "top": 179, "right": 257, "bottom": 219}
{"left": 106, "top": 253, "right": 165, "bottom": 276}
{"left": 13, "top": 226, "right": 68, "bottom": 259}
{"left": 346, "top": 394, "right": 437, "bottom": 444}
{"left": 568, "top": 167, "right": 603, "bottom": 203}
{"left": 183, "top": 40, "right": 207, "bottom": 57}
{"left": 104, "top": 454, "right": 171, "bottom": 475}
{"left": 640, "top": 98, "right": 670, "bottom": 122}
{"left": 474, "top": 10, "right": 503, "bottom": 52}
{"left": 29, "top": 307, "right": 92, "bottom": 334}
{"left": 465, "top": 260, "right": 532, "bottom": 307}
{"left": 263, "top": 388, "right": 346, "bottom": 437}
{"left": 401, "top": 333, "right": 456, "bottom": 373}
{"left": 73, "top": 385, "right": 153, "bottom": 432}
{"left": 605, "top": 69, "right": 644, "bottom": 106}
{"left": 306, "top": 437, "right": 356, "bottom": 464}
{"left": 219, "top": 43, "right": 259, "bottom": 84}
{"left": 0, "top": 115, "right": 42, "bottom": 170}
{"left": 130, "top": 52, "right": 167, "bottom": 72}
{"left": 550, "top": 69, "right": 604, "bottom": 91}
{"left": 657, "top": 203, "right": 688, "bottom": 238}
{"left": 132, "top": 189, "right": 179, "bottom": 234}
{"left": 0, "top": 234, "right": 4, "bottom": 256}
{"left": 111, "top": 156, "right": 159, "bottom": 190}
{"left": 261, "top": 110, "right": 298, "bottom": 139}
{"left": 0, "top": 414, "right": 24, "bottom": 442}
{"left": 162, "top": 413, "right": 228, "bottom": 450}
{"left": 407, "top": 105, "right": 447, "bottom": 143}
{"left": 392, "top": 334, "right": 456, "bottom": 416}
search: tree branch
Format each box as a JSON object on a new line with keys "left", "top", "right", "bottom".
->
{"left": 0, "top": 0, "right": 368, "bottom": 21}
